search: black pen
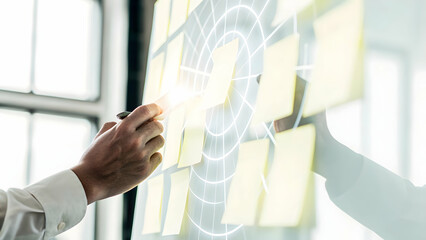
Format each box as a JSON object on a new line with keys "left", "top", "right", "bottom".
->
{"left": 116, "top": 88, "right": 202, "bottom": 121}
{"left": 116, "top": 111, "right": 131, "bottom": 120}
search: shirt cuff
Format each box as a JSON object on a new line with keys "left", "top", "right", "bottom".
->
{"left": 25, "top": 170, "right": 88, "bottom": 239}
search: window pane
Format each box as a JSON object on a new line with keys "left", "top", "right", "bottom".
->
{"left": 0, "top": 109, "right": 30, "bottom": 189}
{"left": 30, "top": 113, "right": 92, "bottom": 183}
{"left": 34, "top": 0, "right": 102, "bottom": 100}
{"left": 30, "top": 113, "right": 94, "bottom": 239}
{"left": 327, "top": 100, "right": 363, "bottom": 154}
{"left": 0, "top": 0, "right": 33, "bottom": 92}
{"left": 366, "top": 52, "right": 401, "bottom": 175}
{"left": 410, "top": 71, "right": 426, "bottom": 186}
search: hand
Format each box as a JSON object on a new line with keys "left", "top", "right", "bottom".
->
{"left": 273, "top": 76, "right": 330, "bottom": 137}
{"left": 273, "top": 76, "right": 336, "bottom": 173}
{"left": 274, "top": 76, "right": 362, "bottom": 184}
{"left": 72, "top": 104, "right": 165, "bottom": 204}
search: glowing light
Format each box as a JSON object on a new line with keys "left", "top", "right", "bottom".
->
{"left": 169, "top": 86, "right": 193, "bottom": 106}
{"left": 155, "top": 86, "right": 200, "bottom": 120}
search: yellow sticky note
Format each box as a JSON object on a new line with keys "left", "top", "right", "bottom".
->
{"left": 252, "top": 34, "right": 300, "bottom": 125}
{"left": 188, "top": 0, "right": 203, "bottom": 16}
{"left": 201, "top": 39, "right": 239, "bottom": 109}
{"left": 143, "top": 53, "right": 165, "bottom": 105}
{"left": 162, "top": 105, "right": 186, "bottom": 170}
{"left": 303, "top": 0, "right": 364, "bottom": 117}
{"left": 272, "top": 0, "right": 312, "bottom": 26}
{"left": 259, "top": 124, "right": 316, "bottom": 227}
{"left": 151, "top": 0, "right": 171, "bottom": 52}
{"left": 168, "top": 0, "right": 189, "bottom": 37}
{"left": 142, "top": 174, "right": 164, "bottom": 234}
{"left": 178, "top": 110, "right": 206, "bottom": 168}
{"left": 162, "top": 168, "right": 190, "bottom": 236}
{"left": 221, "top": 139, "right": 270, "bottom": 225}
{"left": 161, "top": 33, "right": 185, "bottom": 95}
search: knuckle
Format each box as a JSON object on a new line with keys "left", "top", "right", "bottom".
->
{"left": 158, "top": 122, "right": 165, "bottom": 133}
{"left": 139, "top": 148, "right": 150, "bottom": 159}
{"left": 154, "top": 121, "right": 164, "bottom": 133}
{"left": 141, "top": 121, "right": 163, "bottom": 139}
{"left": 143, "top": 122, "right": 154, "bottom": 132}
{"left": 149, "top": 103, "right": 161, "bottom": 114}
{"left": 146, "top": 121, "right": 163, "bottom": 134}
{"left": 117, "top": 123, "right": 132, "bottom": 135}
{"left": 128, "top": 138, "right": 141, "bottom": 151}
{"left": 135, "top": 163, "right": 150, "bottom": 175}
{"left": 137, "top": 105, "right": 152, "bottom": 118}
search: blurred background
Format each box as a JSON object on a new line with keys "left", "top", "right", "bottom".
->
{"left": 1, "top": 0, "right": 426, "bottom": 239}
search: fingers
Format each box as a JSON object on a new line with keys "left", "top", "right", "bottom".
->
{"left": 274, "top": 114, "right": 296, "bottom": 133}
{"left": 137, "top": 120, "right": 164, "bottom": 145}
{"left": 95, "top": 122, "right": 117, "bottom": 139}
{"left": 273, "top": 76, "right": 308, "bottom": 133}
{"left": 273, "top": 119, "right": 285, "bottom": 133}
{"left": 150, "top": 152, "right": 162, "bottom": 171}
{"left": 144, "top": 135, "right": 165, "bottom": 154}
{"left": 139, "top": 136, "right": 164, "bottom": 175}
{"left": 123, "top": 104, "right": 163, "bottom": 130}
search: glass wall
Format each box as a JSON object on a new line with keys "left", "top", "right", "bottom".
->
{"left": 131, "top": 0, "right": 426, "bottom": 240}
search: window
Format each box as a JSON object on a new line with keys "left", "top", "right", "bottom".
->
{"left": 312, "top": 50, "right": 405, "bottom": 240}
{"left": 0, "top": 0, "right": 34, "bottom": 92}
{"left": 34, "top": 0, "right": 102, "bottom": 100}
{"left": 0, "top": 108, "right": 97, "bottom": 240}
{"left": 0, "top": 0, "right": 103, "bottom": 239}
{"left": 0, "top": 0, "right": 102, "bottom": 100}
{"left": 410, "top": 70, "right": 426, "bottom": 186}
{"left": 30, "top": 113, "right": 93, "bottom": 183}
{"left": 0, "top": 109, "right": 30, "bottom": 190}
{"left": 365, "top": 51, "right": 402, "bottom": 175}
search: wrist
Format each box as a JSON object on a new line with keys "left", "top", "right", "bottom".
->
{"left": 71, "top": 164, "right": 104, "bottom": 205}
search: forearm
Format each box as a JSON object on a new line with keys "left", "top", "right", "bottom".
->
{"left": 327, "top": 156, "right": 426, "bottom": 239}
{"left": 312, "top": 132, "right": 364, "bottom": 196}
{"left": 0, "top": 188, "right": 45, "bottom": 239}
{"left": 314, "top": 132, "right": 426, "bottom": 239}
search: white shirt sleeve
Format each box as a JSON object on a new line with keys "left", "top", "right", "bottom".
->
{"left": 327, "top": 158, "right": 426, "bottom": 239}
{"left": 0, "top": 170, "right": 87, "bottom": 240}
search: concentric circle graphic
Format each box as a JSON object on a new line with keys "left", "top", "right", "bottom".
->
{"left": 176, "top": 0, "right": 314, "bottom": 239}
{"left": 133, "top": 0, "right": 316, "bottom": 239}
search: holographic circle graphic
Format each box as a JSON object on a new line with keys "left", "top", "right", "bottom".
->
{"left": 133, "top": 0, "right": 316, "bottom": 239}
{"left": 179, "top": 0, "right": 314, "bottom": 239}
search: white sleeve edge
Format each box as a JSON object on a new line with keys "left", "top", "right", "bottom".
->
{"left": 25, "top": 170, "right": 87, "bottom": 239}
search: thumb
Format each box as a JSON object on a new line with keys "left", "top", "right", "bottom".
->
{"left": 95, "top": 122, "right": 117, "bottom": 139}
